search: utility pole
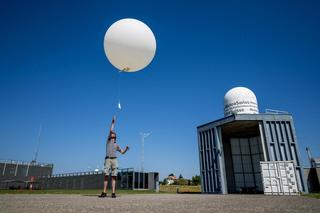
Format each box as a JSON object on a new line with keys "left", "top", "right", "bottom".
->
{"left": 31, "top": 124, "right": 42, "bottom": 165}
{"left": 306, "top": 147, "right": 315, "bottom": 168}
{"left": 140, "top": 132, "right": 151, "bottom": 173}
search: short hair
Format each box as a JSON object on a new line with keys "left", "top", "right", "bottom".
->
{"left": 108, "top": 131, "right": 117, "bottom": 140}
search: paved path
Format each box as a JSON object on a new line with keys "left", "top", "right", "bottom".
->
{"left": 0, "top": 194, "right": 319, "bottom": 213}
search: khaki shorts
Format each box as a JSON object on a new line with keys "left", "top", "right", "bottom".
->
{"left": 104, "top": 158, "right": 118, "bottom": 176}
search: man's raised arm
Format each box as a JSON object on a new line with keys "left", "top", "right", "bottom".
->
{"left": 109, "top": 116, "right": 116, "bottom": 132}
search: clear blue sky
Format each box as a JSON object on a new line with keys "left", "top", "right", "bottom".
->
{"left": 0, "top": 0, "right": 319, "bottom": 180}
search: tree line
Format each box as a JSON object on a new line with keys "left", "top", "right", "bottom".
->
{"left": 160, "top": 174, "right": 201, "bottom": 186}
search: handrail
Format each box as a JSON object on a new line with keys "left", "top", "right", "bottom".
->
{"left": 41, "top": 168, "right": 135, "bottom": 178}
{"left": 0, "top": 159, "right": 53, "bottom": 167}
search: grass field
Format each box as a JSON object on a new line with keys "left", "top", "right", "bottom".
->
{"left": 302, "top": 193, "right": 320, "bottom": 199}
{"left": 0, "top": 185, "right": 201, "bottom": 195}
{"left": 160, "top": 185, "right": 201, "bottom": 193}
{"left": 0, "top": 189, "right": 157, "bottom": 195}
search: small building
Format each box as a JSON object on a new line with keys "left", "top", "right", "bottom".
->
{"left": 0, "top": 159, "right": 158, "bottom": 190}
{"left": 37, "top": 169, "right": 159, "bottom": 190}
{"left": 304, "top": 148, "right": 320, "bottom": 192}
{"left": 166, "top": 175, "right": 177, "bottom": 185}
{"left": 197, "top": 87, "right": 308, "bottom": 194}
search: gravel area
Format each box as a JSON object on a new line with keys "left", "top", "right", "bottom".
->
{"left": 0, "top": 194, "right": 319, "bottom": 213}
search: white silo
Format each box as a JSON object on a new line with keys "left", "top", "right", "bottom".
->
{"left": 224, "top": 87, "right": 259, "bottom": 117}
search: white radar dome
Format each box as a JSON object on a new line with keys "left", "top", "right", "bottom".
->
{"left": 224, "top": 87, "right": 259, "bottom": 117}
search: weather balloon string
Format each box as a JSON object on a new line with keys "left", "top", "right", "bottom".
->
{"left": 117, "top": 70, "right": 122, "bottom": 111}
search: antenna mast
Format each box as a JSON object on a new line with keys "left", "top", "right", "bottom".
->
{"left": 306, "top": 147, "right": 315, "bottom": 168}
{"left": 140, "top": 132, "right": 151, "bottom": 172}
{"left": 31, "top": 124, "right": 42, "bottom": 164}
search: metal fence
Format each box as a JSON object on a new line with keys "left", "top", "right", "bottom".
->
{"left": 0, "top": 159, "right": 54, "bottom": 189}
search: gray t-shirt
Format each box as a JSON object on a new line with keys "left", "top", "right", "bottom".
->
{"left": 106, "top": 140, "right": 120, "bottom": 158}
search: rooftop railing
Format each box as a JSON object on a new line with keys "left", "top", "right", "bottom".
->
{"left": 265, "top": 109, "right": 289, "bottom": 114}
{"left": 0, "top": 159, "right": 54, "bottom": 168}
{"left": 41, "top": 168, "right": 134, "bottom": 178}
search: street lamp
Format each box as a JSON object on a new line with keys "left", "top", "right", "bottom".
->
{"left": 140, "top": 132, "right": 152, "bottom": 173}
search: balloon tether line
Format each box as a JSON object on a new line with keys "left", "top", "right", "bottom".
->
{"left": 116, "top": 68, "right": 129, "bottom": 113}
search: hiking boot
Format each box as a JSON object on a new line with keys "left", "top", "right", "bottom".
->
{"left": 111, "top": 193, "right": 116, "bottom": 198}
{"left": 99, "top": 192, "right": 107, "bottom": 198}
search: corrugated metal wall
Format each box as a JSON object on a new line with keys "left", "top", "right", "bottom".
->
{"left": 198, "top": 128, "right": 222, "bottom": 193}
{"left": 39, "top": 173, "right": 105, "bottom": 189}
{"left": 262, "top": 120, "right": 306, "bottom": 192}
{"left": 36, "top": 171, "right": 158, "bottom": 190}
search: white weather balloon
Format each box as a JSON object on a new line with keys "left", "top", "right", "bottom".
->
{"left": 104, "top": 18, "right": 156, "bottom": 72}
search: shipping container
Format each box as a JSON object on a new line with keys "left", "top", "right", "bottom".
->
{"left": 261, "top": 161, "right": 299, "bottom": 195}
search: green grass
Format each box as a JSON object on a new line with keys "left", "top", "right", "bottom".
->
{"left": 0, "top": 186, "right": 201, "bottom": 195}
{"left": 0, "top": 189, "right": 158, "bottom": 195}
{"left": 160, "top": 185, "right": 201, "bottom": 193}
{"left": 302, "top": 193, "right": 320, "bottom": 199}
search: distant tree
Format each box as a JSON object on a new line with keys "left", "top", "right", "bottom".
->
{"left": 162, "top": 178, "right": 168, "bottom": 185}
{"left": 176, "top": 178, "right": 188, "bottom": 185}
{"left": 192, "top": 175, "right": 201, "bottom": 185}
{"left": 178, "top": 174, "right": 183, "bottom": 179}
{"left": 168, "top": 173, "right": 174, "bottom": 177}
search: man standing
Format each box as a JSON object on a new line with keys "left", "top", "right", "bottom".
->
{"left": 99, "top": 116, "right": 129, "bottom": 198}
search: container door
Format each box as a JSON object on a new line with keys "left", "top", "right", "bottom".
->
{"left": 261, "top": 161, "right": 299, "bottom": 195}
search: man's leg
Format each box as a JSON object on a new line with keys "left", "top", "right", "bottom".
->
{"left": 111, "top": 159, "right": 118, "bottom": 198}
{"left": 99, "top": 175, "right": 108, "bottom": 197}
{"left": 104, "top": 175, "right": 109, "bottom": 193}
{"left": 111, "top": 176, "right": 116, "bottom": 194}
{"left": 99, "top": 159, "right": 110, "bottom": 197}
